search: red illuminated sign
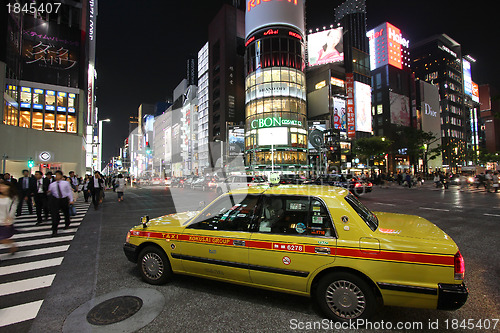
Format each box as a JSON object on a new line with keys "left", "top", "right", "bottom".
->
{"left": 263, "top": 28, "right": 279, "bottom": 36}
{"left": 288, "top": 31, "right": 302, "bottom": 40}
{"left": 248, "top": 0, "right": 298, "bottom": 12}
{"left": 346, "top": 73, "right": 356, "bottom": 139}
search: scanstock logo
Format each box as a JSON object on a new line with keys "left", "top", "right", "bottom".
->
{"left": 248, "top": 0, "right": 298, "bottom": 12}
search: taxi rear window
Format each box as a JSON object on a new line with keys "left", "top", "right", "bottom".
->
{"left": 345, "top": 194, "right": 378, "bottom": 231}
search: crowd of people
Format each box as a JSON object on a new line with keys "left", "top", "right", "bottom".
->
{"left": 0, "top": 170, "right": 127, "bottom": 260}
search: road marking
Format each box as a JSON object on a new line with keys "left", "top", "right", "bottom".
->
{"left": 9, "top": 235, "right": 74, "bottom": 248}
{"left": 483, "top": 213, "right": 500, "bottom": 217}
{"left": 374, "top": 202, "right": 396, "bottom": 206}
{"left": 419, "top": 207, "right": 450, "bottom": 212}
{"left": 0, "top": 274, "right": 55, "bottom": 297}
{"left": 0, "top": 300, "right": 44, "bottom": 327}
{"left": 0, "top": 257, "right": 63, "bottom": 276}
{"left": 15, "top": 223, "right": 81, "bottom": 232}
{"left": 12, "top": 228, "right": 78, "bottom": 240}
{"left": 0, "top": 245, "right": 70, "bottom": 260}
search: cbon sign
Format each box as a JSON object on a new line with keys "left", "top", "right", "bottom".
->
{"left": 246, "top": 0, "right": 305, "bottom": 38}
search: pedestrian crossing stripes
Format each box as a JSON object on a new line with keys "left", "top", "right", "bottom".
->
{"left": 0, "top": 198, "right": 91, "bottom": 331}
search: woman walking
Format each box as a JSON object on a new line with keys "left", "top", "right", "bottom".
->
{"left": 0, "top": 181, "right": 19, "bottom": 258}
{"left": 116, "top": 174, "right": 126, "bottom": 202}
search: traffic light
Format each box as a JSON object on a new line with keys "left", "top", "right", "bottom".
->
{"left": 27, "top": 159, "right": 35, "bottom": 168}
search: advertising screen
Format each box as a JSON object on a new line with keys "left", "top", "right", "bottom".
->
{"left": 367, "top": 22, "right": 410, "bottom": 70}
{"left": 228, "top": 126, "right": 245, "bottom": 156}
{"left": 389, "top": 92, "right": 410, "bottom": 126}
{"left": 22, "top": 16, "right": 81, "bottom": 88}
{"left": 333, "top": 97, "right": 346, "bottom": 131}
{"left": 463, "top": 59, "right": 473, "bottom": 97}
{"left": 419, "top": 81, "right": 441, "bottom": 138}
{"left": 354, "top": 82, "right": 372, "bottom": 133}
{"left": 471, "top": 81, "right": 480, "bottom": 103}
{"left": 258, "top": 127, "right": 288, "bottom": 146}
{"left": 307, "top": 28, "right": 344, "bottom": 66}
{"left": 246, "top": 0, "right": 305, "bottom": 38}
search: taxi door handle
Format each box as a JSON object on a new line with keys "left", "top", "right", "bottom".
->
{"left": 315, "top": 247, "right": 331, "bottom": 254}
{"left": 233, "top": 240, "right": 246, "bottom": 247}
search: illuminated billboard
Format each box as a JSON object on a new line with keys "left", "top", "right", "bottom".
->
{"left": 246, "top": 0, "right": 305, "bottom": 38}
{"left": 367, "top": 22, "right": 410, "bottom": 70}
{"left": 307, "top": 28, "right": 344, "bottom": 66}
{"left": 463, "top": 59, "right": 473, "bottom": 97}
{"left": 389, "top": 92, "right": 410, "bottom": 126}
{"left": 354, "top": 82, "right": 372, "bottom": 133}
{"left": 333, "top": 97, "right": 346, "bottom": 131}
{"left": 258, "top": 127, "right": 288, "bottom": 146}
{"left": 471, "top": 82, "right": 480, "bottom": 103}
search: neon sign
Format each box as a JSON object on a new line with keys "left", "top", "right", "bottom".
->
{"left": 248, "top": 0, "right": 298, "bottom": 12}
{"left": 251, "top": 117, "right": 302, "bottom": 129}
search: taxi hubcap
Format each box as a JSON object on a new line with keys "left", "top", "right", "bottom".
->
{"left": 325, "top": 280, "right": 366, "bottom": 319}
{"left": 142, "top": 253, "right": 164, "bottom": 280}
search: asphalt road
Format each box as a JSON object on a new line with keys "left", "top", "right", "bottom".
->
{"left": 3, "top": 184, "right": 499, "bottom": 333}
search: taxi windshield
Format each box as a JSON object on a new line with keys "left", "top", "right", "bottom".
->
{"left": 345, "top": 194, "right": 378, "bottom": 231}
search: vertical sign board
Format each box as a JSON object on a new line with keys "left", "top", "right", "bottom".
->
{"left": 346, "top": 73, "right": 356, "bottom": 138}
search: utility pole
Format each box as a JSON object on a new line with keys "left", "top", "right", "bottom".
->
{"left": 2, "top": 154, "right": 7, "bottom": 174}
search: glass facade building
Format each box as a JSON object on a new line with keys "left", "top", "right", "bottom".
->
{"left": 244, "top": 26, "right": 308, "bottom": 171}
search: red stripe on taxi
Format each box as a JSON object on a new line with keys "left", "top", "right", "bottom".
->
{"left": 131, "top": 231, "right": 453, "bottom": 266}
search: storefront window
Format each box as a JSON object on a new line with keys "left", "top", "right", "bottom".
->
{"left": 33, "top": 89, "right": 44, "bottom": 110}
{"left": 19, "top": 110, "right": 31, "bottom": 128}
{"left": 44, "top": 112, "right": 55, "bottom": 131}
{"left": 67, "top": 114, "right": 77, "bottom": 133}
{"left": 32, "top": 111, "right": 43, "bottom": 130}
{"left": 45, "top": 90, "right": 56, "bottom": 111}
{"left": 57, "top": 92, "right": 67, "bottom": 112}
{"left": 20, "top": 87, "right": 31, "bottom": 107}
{"left": 56, "top": 114, "right": 67, "bottom": 132}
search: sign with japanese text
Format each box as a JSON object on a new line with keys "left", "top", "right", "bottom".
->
{"left": 346, "top": 73, "right": 356, "bottom": 138}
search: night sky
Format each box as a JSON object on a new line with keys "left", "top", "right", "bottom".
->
{"left": 96, "top": 0, "right": 498, "bottom": 163}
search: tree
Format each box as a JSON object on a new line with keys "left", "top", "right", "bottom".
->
{"left": 353, "top": 136, "right": 393, "bottom": 170}
{"left": 394, "top": 127, "right": 442, "bottom": 173}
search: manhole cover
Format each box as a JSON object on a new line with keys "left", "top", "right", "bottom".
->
{"left": 86, "top": 296, "right": 143, "bottom": 326}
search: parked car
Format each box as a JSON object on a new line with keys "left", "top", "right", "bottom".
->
{"left": 124, "top": 185, "right": 467, "bottom": 321}
{"left": 170, "top": 177, "right": 185, "bottom": 188}
{"left": 182, "top": 176, "right": 199, "bottom": 189}
{"left": 279, "top": 174, "right": 308, "bottom": 184}
{"left": 215, "top": 175, "right": 266, "bottom": 195}
{"left": 314, "top": 174, "right": 372, "bottom": 196}
{"left": 191, "top": 177, "right": 218, "bottom": 191}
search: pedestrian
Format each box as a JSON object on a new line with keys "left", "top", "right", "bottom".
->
{"left": 66, "top": 177, "right": 78, "bottom": 216}
{"left": 492, "top": 172, "right": 499, "bottom": 193}
{"left": 16, "top": 169, "right": 36, "bottom": 216}
{"left": 0, "top": 181, "right": 19, "bottom": 256}
{"left": 34, "top": 171, "right": 50, "bottom": 225}
{"left": 116, "top": 174, "right": 126, "bottom": 202}
{"left": 485, "top": 171, "right": 493, "bottom": 193}
{"left": 405, "top": 173, "right": 412, "bottom": 188}
{"left": 48, "top": 170, "right": 73, "bottom": 237}
{"left": 69, "top": 171, "right": 80, "bottom": 194}
{"left": 89, "top": 171, "right": 104, "bottom": 210}
{"left": 82, "top": 175, "right": 91, "bottom": 203}
{"left": 3, "top": 173, "right": 17, "bottom": 186}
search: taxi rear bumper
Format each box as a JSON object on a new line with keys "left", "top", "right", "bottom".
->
{"left": 437, "top": 283, "right": 468, "bottom": 310}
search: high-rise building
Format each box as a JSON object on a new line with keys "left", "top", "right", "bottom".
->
{"left": 244, "top": 0, "right": 308, "bottom": 174}
{"left": 412, "top": 34, "right": 466, "bottom": 168}
{"left": 367, "top": 22, "right": 413, "bottom": 172}
{"left": 1, "top": 2, "right": 96, "bottom": 176}
{"left": 479, "top": 84, "right": 500, "bottom": 153}
{"left": 208, "top": 4, "right": 246, "bottom": 170}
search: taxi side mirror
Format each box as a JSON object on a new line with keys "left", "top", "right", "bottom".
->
{"left": 141, "top": 215, "right": 150, "bottom": 228}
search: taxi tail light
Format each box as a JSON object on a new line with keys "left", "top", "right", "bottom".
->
{"left": 454, "top": 251, "right": 465, "bottom": 280}
{"left": 354, "top": 183, "right": 362, "bottom": 188}
{"left": 367, "top": 182, "right": 373, "bottom": 186}
{"left": 125, "top": 231, "right": 131, "bottom": 243}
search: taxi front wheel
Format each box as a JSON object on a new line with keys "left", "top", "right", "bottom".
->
{"left": 138, "top": 246, "right": 172, "bottom": 285}
{"left": 316, "top": 272, "right": 376, "bottom": 322}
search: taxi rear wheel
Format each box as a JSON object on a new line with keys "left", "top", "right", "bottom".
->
{"left": 138, "top": 246, "right": 172, "bottom": 285}
{"left": 316, "top": 272, "right": 376, "bottom": 322}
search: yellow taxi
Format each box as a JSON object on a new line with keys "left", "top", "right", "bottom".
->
{"left": 123, "top": 185, "right": 467, "bottom": 321}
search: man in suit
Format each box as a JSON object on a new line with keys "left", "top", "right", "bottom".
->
{"left": 88, "top": 171, "right": 104, "bottom": 210}
{"left": 17, "top": 169, "right": 37, "bottom": 216}
{"left": 3, "top": 173, "right": 17, "bottom": 185}
{"left": 34, "top": 171, "right": 50, "bottom": 225}
{"left": 48, "top": 170, "right": 74, "bottom": 236}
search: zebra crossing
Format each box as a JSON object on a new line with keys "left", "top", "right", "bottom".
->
{"left": 0, "top": 199, "right": 91, "bottom": 330}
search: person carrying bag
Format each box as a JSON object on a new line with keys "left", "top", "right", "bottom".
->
{"left": 0, "top": 181, "right": 19, "bottom": 256}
